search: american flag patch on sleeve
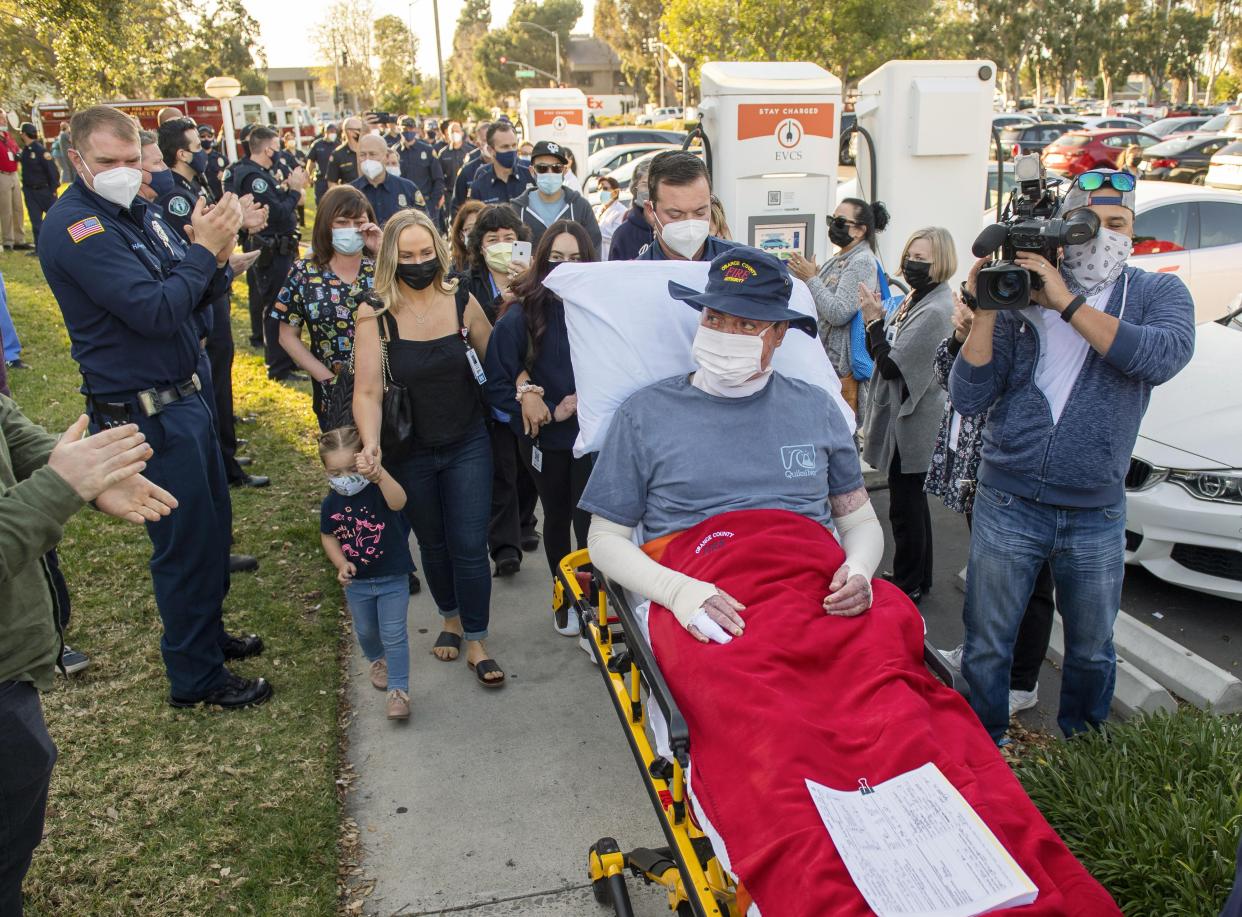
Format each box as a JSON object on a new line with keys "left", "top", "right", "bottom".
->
{"left": 67, "top": 217, "right": 105, "bottom": 243}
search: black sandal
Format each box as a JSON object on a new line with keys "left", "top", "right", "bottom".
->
{"left": 432, "top": 631, "right": 462, "bottom": 661}
{"left": 468, "top": 658, "right": 506, "bottom": 688}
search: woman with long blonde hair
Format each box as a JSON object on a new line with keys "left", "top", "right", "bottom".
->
{"left": 353, "top": 209, "right": 505, "bottom": 688}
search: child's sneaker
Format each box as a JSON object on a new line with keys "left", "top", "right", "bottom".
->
{"left": 386, "top": 689, "right": 410, "bottom": 720}
{"left": 369, "top": 659, "right": 388, "bottom": 691}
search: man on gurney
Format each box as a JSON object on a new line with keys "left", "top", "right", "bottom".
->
{"left": 578, "top": 246, "right": 885, "bottom": 640}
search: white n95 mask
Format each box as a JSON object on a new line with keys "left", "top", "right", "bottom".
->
{"left": 657, "top": 216, "right": 710, "bottom": 259}
{"left": 691, "top": 324, "right": 772, "bottom": 397}
{"left": 361, "top": 159, "right": 385, "bottom": 180}
{"left": 86, "top": 163, "right": 142, "bottom": 208}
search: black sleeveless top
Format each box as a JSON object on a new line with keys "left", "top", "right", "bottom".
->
{"left": 386, "top": 288, "right": 484, "bottom": 448}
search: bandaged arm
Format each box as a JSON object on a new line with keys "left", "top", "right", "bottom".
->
{"left": 833, "top": 498, "right": 883, "bottom": 583}
{"left": 587, "top": 516, "right": 719, "bottom": 628}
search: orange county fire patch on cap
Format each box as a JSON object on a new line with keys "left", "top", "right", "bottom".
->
{"left": 721, "top": 260, "right": 757, "bottom": 283}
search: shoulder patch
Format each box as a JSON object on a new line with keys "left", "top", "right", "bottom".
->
{"left": 44, "top": 151, "right": 53, "bottom": 160}
{"left": 67, "top": 216, "right": 105, "bottom": 243}
{"left": 252, "top": 177, "right": 269, "bottom": 194}
{"left": 169, "top": 195, "right": 191, "bottom": 216}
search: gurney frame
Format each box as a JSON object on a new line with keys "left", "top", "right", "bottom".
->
{"left": 555, "top": 548, "right": 965, "bottom": 917}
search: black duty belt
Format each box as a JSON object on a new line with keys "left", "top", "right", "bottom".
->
{"left": 90, "top": 373, "right": 201, "bottom": 420}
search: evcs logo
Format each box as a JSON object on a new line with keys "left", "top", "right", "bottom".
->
{"left": 780, "top": 444, "right": 817, "bottom": 479}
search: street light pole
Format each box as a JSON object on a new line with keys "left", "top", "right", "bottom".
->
{"left": 432, "top": 0, "right": 448, "bottom": 117}
{"left": 516, "top": 21, "right": 560, "bottom": 84}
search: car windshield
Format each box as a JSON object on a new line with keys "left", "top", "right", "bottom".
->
{"left": 1218, "top": 140, "right": 1242, "bottom": 156}
{"left": 1148, "top": 118, "right": 1201, "bottom": 137}
{"left": 1200, "top": 112, "right": 1230, "bottom": 131}
{"left": 1148, "top": 137, "right": 1206, "bottom": 155}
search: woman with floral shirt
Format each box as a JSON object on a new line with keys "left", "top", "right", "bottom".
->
{"left": 274, "top": 186, "right": 380, "bottom": 429}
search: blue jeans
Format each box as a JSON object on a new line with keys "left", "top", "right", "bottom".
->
{"left": 963, "top": 484, "right": 1125, "bottom": 742}
{"left": 344, "top": 574, "right": 411, "bottom": 692}
{"left": 395, "top": 422, "right": 493, "bottom": 641}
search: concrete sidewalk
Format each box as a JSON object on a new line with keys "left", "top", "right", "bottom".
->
{"left": 344, "top": 536, "right": 670, "bottom": 916}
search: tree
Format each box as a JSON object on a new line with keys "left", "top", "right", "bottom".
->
{"left": 446, "top": 0, "right": 491, "bottom": 104}
{"left": 593, "top": 0, "right": 665, "bottom": 104}
{"left": 1128, "top": 0, "right": 1211, "bottom": 101}
{"left": 969, "top": 0, "right": 1036, "bottom": 103}
{"left": 374, "top": 14, "right": 419, "bottom": 113}
{"left": 1029, "top": 0, "right": 1096, "bottom": 101}
{"left": 156, "top": 0, "right": 267, "bottom": 99}
{"left": 313, "top": 0, "right": 378, "bottom": 112}
{"left": 475, "top": 0, "right": 581, "bottom": 102}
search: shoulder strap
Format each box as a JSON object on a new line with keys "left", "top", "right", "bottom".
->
{"left": 455, "top": 285, "right": 470, "bottom": 340}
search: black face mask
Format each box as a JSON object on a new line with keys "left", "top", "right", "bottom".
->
{"left": 828, "top": 219, "right": 855, "bottom": 248}
{"left": 902, "top": 259, "right": 934, "bottom": 290}
{"left": 397, "top": 260, "right": 439, "bottom": 291}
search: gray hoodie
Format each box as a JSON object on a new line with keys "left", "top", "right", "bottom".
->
{"left": 511, "top": 185, "right": 602, "bottom": 252}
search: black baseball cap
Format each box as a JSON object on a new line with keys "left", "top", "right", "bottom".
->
{"left": 530, "top": 140, "right": 568, "bottom": 163}
{"left": 400, "top": 116, "right": 417, "bottom": 128}
{"left": 668, "top": 246, "right": 816, "bottom": 337}
{"left": 19, "top": 122, "right": 37, "bottom": 138}
{"left": 197, "top": 124, "right": 214, "bottom": 136}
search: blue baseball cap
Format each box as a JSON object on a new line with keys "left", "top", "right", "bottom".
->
{"left": 668, "top": 246, "right": 817, "bottom": 337}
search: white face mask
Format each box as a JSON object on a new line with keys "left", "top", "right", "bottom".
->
{"left": 80, "top": 156, "right": 142, "bottom": 208}
{"left": 691, "top": 323, "right": 772, "bottom": 397}
{"left": 655, "top": 215, "right": 710, "bottom": 259}
{"left": 360, "top": 159, "right": 385, "bottom": 180}
{"left": 1061, "top": 227, "right": 1133, "bottom": 296}
{"left": 385, "top": 165, "right": 401, "bottom": 177}
{"left": 328, "top": 473, "right": 369, "bottom": 496}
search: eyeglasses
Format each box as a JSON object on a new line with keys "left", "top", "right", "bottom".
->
{"left": 532, "top": 163, "right": 565, "bottom": 174}
{"left": 829, "top": 215, "right": 862, "bottom": 229}
{"left": 1075, "top": 171, "right": 1136, "bottom": 193}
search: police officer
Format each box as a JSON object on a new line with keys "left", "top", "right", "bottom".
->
{"left": 351, "top": 133, "right": 420, "bottom": 227}
{"left": 40, "top": 105, "right": 272, "bottom": 709}
{"left": 307, "top": 122, "right": 337, "bottom": 205}
{"left": 469, "top": 121, "right": 532, "bottom": 205}
{"left": 439, "top": 120, "right": 473, "bottom": 214}
{"left": 200, "top": 124, "right": 228, "bottom": 201}
{"left": 326, "top": 117, "right": 364, "bottom": 185}
{"left": 424, "top": 118, "right": 447, "bottom": 156}
{"left": 224, "top": 123, "right": 270, "bottom": 352}
{"left": 452, "top": 120, "right": 491, "bottom": 216}
{"left": 156, "top": 117, "right": 271, "bottom": 495}
{"left": 231, "top": 125, "right": 306, "bottom": 381}
{"left": 397, "top": 117, "right": 446, "bottom": 225}
{"left": 18, "top": 123, "right": 59, "bottom": 255}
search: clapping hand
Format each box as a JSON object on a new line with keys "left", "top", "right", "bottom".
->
{"left": 95, "top": 473, "right": 179, "bottom": 524}
{"left": 48, "top": 416, "right": 152, "bottom": 503}
{"left": 858, "top": 282, "right": 885, "bottom": 324}
{"left": 822, "top": 564, "right": 871, "bottom": 617}
{"left": 787, "top": 250, "right": 818, "bottom": 282}
{"left": 951, "top": 293, "right": 975, "bottom": 343}
{"left": 238, "top": 193, "right": 269, "bottom": 233}
{"left": 228, "top": 249, "right": 262, "bottom": 273}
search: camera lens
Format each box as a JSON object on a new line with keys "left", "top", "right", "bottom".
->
{"left": 982, "top": 266, "right": 1028, "bottom": 308}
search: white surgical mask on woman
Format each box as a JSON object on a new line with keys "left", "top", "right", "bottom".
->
{"left": 690, "top": 324, "right": 773, "bottom": 397}
{"left": 331, "top": 227, "right": 364, "bottom": 255}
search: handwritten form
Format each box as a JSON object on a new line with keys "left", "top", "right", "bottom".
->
{"left": 805, "top": 763, "right": 1038, "bottom": 917}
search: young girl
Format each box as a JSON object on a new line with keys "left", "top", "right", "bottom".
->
{"left": 319, "top": 426, "right": 414, "bottom": 720}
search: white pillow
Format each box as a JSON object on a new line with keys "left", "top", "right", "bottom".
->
{"left": 543, "top": 260, "right": 853, "bottom": 457}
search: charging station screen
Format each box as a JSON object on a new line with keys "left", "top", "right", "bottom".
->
{"left": 752, "top": 222, "right": 808, "bottom": 260}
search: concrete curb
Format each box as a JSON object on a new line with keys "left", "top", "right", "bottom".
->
{"left": 1046, "top": 616, "right": 1177, "bottom": 718}
{"left": 1113, "top": 611, "right": 1242, "bottom": 714}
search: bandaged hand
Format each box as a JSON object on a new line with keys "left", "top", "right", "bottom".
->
{"left": 823, "top": 564, "right": 872, "bottom": 617}
{"left": 687, "top": 589, "right": 746, "bottom": 644}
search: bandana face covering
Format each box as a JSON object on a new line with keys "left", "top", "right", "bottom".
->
{"left": 1060, "top": 228, "right": 1133, "bottom": 296}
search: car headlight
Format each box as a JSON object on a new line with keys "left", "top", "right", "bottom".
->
{"left": 1167, "top": 470, "right": 1242, "bottom": 504}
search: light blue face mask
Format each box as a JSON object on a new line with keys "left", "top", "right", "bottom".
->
{"left": 328, "top": 473, "right": 368, "bottom": 496}
{"left": 535, "top": 172, "right": 564, "bottom": 196}
{"left": 331, "top": 227, "right": 364, "bottom": 255}
{"left": 597, "top": 189, "right": 613, "bottom": 205}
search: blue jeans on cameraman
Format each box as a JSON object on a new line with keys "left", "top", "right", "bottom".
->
{"left": 395, "top": 422, "right": 493, "bottom": 641}
{"left": 962, "top": 483, "right": 1125, "bottom": 742}
{"left": 344, "top": 574, "right": 411, "bottom": 693}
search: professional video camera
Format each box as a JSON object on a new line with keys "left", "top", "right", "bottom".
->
{"left": 972, "top": 153, "right": 1100, "bottom": 310}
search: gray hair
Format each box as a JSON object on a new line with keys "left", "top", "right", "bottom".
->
{"left": 138, "top": 129, "right": 157, "bottom": 146}
{"left": 632, "top": 157, "right": 652, "bottom": 187}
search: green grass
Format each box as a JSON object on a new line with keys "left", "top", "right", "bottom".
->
{"left": 1017, "top": 709, "right": 1242, "bottom": 915}
{"left": 3, "top": 234, "right": 344, "bottom": 915}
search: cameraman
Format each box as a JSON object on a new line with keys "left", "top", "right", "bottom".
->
{"left": 949, "top": 170, "right": 1194, "bottom": 745}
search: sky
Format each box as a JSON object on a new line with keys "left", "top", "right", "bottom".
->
{"left": 243, "top": 0, "right": 596, "bottom": 77}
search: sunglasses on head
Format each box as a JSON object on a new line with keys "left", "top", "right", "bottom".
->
{"left": 532, "top": 163, "right": 565, "bottom": 174}
{"left": 1075, "top": 171, "right": 1136, "bottom": 193}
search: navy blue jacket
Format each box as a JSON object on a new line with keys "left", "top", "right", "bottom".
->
{"left": 606, "top": 205, "right": 654, "bottom": 261}
{"left": 483, "top": 296, "right": 579, "bottom": 451}
{"left": 398, "top": 139, "right": 445, "bottom": 211}
{"left": 40, "top": 179, "right": 232, "bottom": 394}
{"left": 949, "top": 266, "right": 1195, "bottom": 507}
{"left": 203, "top": 144, "right": 228, "bottom": 200}
{"left": 469, "top": 163, "right": 532, "bottom": 205}
{"left": 453, "top": 151, "right": 485, "bottom": 213}
{"left": 637, "top": 232, "right": 736, "bottom": 261}
{"left": 350, "top": 174, "right": 421, "bottom": 227}
{"left": 155, "top": 171, "right": 208, "bottom": 240}
{"left": 19, "top": 142, "right": 59, "bottom": 189}
{"left": 233, "top": 160, "right": 300, "bottom": 238}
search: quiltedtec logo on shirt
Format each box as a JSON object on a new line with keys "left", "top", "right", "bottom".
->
{"left": 721, "top": 260, "right": 757, "bottom": 284}
{"left": 781, "top": 444, "right": 816, "bottom": 479}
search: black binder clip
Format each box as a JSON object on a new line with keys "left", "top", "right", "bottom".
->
{"left": 858, "top": 778, "right": 875, "bottom": 796}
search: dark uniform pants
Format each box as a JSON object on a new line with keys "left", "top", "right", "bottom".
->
{"left": 0, "top": 681, "right": 57, "bottom": 917}
{"left": 250, "top": 250, "right": 296, "bottom": 379}
{"left": 89, "top": 393, "right": 231, "bottom": 699}
{"left": 488, "top": 421, "right": 539, "bottom": 563}
{"left": 204, "top": 295, "right": 245, "bottom": 482}
{"left": 21, "top": 188, "right": 54, "bottom": 248}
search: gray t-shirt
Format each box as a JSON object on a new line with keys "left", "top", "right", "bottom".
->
{"left": 579, "top": 373, "right": 864, "bottom": 539}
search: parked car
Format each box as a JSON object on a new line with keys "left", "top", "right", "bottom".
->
{"left": 1138, "top": 134, "right": 1234, "bottom": 184}
{"left": 1042, "top": 128, "right": 1160, "bottom": 175}
{"left": 1144, "top": 116, "right": 1210, "bottom": 138}
{"left": 997, "top": 121, "right": 1074, "bottom": 159}
{"left": 588, "top": 128, "right": 685, "bottom": 155}
{"left": 586, "top": 142, "right": 681, "bottom": 184}
{"left": 1071, "top": 116, "right": 1148, "bottom": 130}
{"left": 1206, "top": 140, "right": 1242, "bottom": 190}
{"left": 993, "top": 113, "right": 1037, "bottom": 132}
{"left": 636, "top": 107, "right": 683, "bottom": 126}
{"left": 608, "top": 147, "right": 705, "bottom": 204}
{"left": 1190, "top": 110, "right": 1242, "bottom": 136}
{"left": 1125, "top": 319, "right": 1242, "bottom": 601}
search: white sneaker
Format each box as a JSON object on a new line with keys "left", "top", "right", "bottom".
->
{"left": 1009, "top": 684, "right": 1039, "bottom": 717}
{"left": 554, "top": 609, "right": 581, "bottom": 637}
{"left": 941, "top": 644, "right": 963, "bottom": 673}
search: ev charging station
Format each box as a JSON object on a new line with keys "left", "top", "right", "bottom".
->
{"left": 698, "top": 62, "right": 841, "bottom": 264}
{"left": 518, "top": 88, "right": 589, "bottom": 180}
{"left": 854, "top": 60, "right": 996, "bottom": 282}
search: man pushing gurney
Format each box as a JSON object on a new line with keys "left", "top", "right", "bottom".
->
{"left": 576, "top": 247, "right": 1120, "bottom": 915}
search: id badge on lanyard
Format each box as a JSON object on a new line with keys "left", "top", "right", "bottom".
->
{"left": 531, "top": 441, "right": 543, "bottom": 473}
{"left": 459, "top": 324, "right": 487, "bottom": 384}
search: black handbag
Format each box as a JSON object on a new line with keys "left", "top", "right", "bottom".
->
{"left": 323, "top": 307, "right": 414, "bottom": 462}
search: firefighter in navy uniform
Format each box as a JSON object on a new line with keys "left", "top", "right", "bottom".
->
{"left": 200, "top": 124, "right": 228, "bottom": 200}
{"left": 230, "top": 125, "right": 306, "bottom": 381}
{"left": 17, "top": 123, "right": 59, "bottom": 254}
{"left": 224, "top": 123, "right": 275, "bottom": 357}
{"left": 397, "top": 117, "right": 446, "bottom": 225}
{"left": 326, "top": 117, "right": 363, "bottom": 185}
{"left": 40, "top": 105, "right": 272, "bottom": 709}
{"left": 156, "top": 116, "right": 271, "bottom": 496}
{"left": 307, "top": 123, "right": 337, "bottom": 205}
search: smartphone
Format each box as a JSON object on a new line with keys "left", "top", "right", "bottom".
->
{"left": 511, "top": 241, "right": 532, "bottom": 266}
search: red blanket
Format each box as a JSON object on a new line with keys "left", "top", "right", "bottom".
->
{"left": 647, "top": 509, "right": 1120, "bottom": 917}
